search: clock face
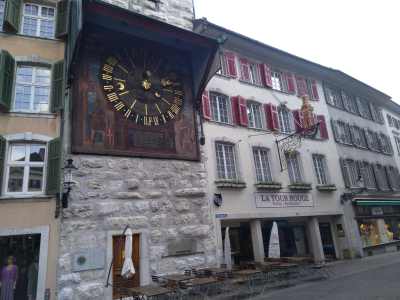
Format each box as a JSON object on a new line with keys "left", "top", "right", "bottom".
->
{"left": 100, "top": 48, "right": 184, "bottom": 126}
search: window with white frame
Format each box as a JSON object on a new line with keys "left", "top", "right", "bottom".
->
{"left": 5, "top": 143, "right": 46, "bottom": 194}
{"left": 271, "top": 70, "right": 284, "bottom": 92}
{"left": 336, "top": 121, "right": 352, "bottom": 144}
{"left": 253, "top": 148, "right": 272, "bottom": 183}
{"left": 278, "top": 106, "right": 293, "bottom": 133}
{"left": 247, "top": 102, "right": 263, "bottom": 129}
{"left": 286, "top": 152, "right": 303, "bottom": 183}
{"left": 14, "top": 65, "right": 51, "bottom": 113}
{"left": 215, "top": 142, "right": 237, "bottom": 180}
{"left": 351, "top": 126, "right": 367, "bottom": 148}
{"left": 394, "top": 135, "right": 400, "bottom": 155}
{"left": 249, "top": 62, "right": 262, "bottom": 86}
{"left": 0, "top": 0, "right": 5, "bottom": 31}
{"left": 209, "top": 92, "right": 231, "bottom": 124}
{"left": 217, "top": 53, "right": 229, "bottom": 76}
{"left": 346, "top": 159, "right": 360, "bottom": 188}
{"left": 375, "top": 164, "right": 390, "bottom": 191}
{"left": 362, "top": 162, "right": 377, "bottom": 190}
{"left": 22, "top": 3, "right": 56, "bottom": 38}
{"left": 312, "top": 154, "right": 329, "bottom": 185}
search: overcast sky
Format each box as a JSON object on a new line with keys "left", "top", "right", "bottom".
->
{"left": 194, "top": 0, "right": 400, "bottom": 102}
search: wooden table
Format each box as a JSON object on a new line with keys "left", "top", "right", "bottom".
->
{"left": 128, "top": 285, "right": 174, "bottom": 298}
{"left": 163, "top": 274, "right": 194, "bottom": 288}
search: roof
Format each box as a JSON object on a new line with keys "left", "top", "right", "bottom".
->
{"left": 194, "top": 18, "right": 400, "bottom": 111}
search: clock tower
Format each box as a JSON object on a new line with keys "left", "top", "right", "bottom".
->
{"left": 58, "top": 1, "right": 219, "bottom": 299}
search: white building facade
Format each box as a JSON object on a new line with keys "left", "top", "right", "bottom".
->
{"left": 195, "top": 20, "right": 351, "bottom": 264}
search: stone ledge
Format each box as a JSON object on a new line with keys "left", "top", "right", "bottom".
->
{"left": 287, "top": 183, "right": 312, "bottom": 191}
{"left": 316, "top": 184, "right": 337, "bottom": 191}
{"left": 254, "top": 182, "right": 282, "bottom": 190}
{"left": 215, "top": 180, "right": 246, "bottom": 189}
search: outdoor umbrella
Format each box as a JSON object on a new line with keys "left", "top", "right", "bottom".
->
{"left": 121, "top": 228, "right": 136, "bottom": 279}
{"left": 268, "top": 221, "right": 280, "bottom": 258}
{"left": 224, "top": 227, "right": 232, "bottom": 270}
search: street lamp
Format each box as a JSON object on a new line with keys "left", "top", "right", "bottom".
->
{"left": 62, "top": 158, "right": 77, "bottom": 209}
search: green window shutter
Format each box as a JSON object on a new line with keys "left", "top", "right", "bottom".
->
{"left": 3, "top": 0, "right": 22, "bottom": 33}
{"left": 46, "top": 137, "right": 61, "bottom": 195}
{"left": 55, "top": 0, "right": 69, "bottom": 39}
{"left": 0, "top": 136, "right": 5, "bottom": 195}
{"left": 340, "top": 158, "right": 350, "bottom": 188}
{"left": 51, "top": 60, "right": 65, "bottom": 113}
{"left": 0, "top": 49, "right": 15, "bottom": 112}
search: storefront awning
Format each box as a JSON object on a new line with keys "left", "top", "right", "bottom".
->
{"left": 354, "top": 199, "right": 400, "bottom": 206}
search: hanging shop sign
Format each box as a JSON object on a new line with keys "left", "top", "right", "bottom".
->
{"left": 255, "top": 192, "right": 313, "bottom": 208}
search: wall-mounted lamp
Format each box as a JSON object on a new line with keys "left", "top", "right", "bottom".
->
{"left": 62, "top": 158, "right": 77, "bottom": 209}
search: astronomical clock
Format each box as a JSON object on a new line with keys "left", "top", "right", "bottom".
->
{"left": 69, "top": 1, "right": 218, "bottom": 160}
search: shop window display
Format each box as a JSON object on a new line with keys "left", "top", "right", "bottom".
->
{"left": 0, "top": 234, "right": 40, "bottom": 300}
{"left": 359, "top": 221, "right": 381, "bottom": 247}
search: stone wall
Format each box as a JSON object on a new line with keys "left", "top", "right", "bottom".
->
{"left": 101, "top": 0, "right": 195, "bottom": 29}
{"left": 58, "top": 153, "right": 217, "bottom": 299}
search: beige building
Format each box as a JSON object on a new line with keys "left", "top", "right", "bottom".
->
{"left": 0, "top": 1, "right": 66, "bottom": 299}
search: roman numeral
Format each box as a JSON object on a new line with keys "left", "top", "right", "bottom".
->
{"left": 161, "top": 97, "right": 170, "bottom": 105}
{"left": 103, "top": 85, "right": 113, "bottom": 91}
{"left": 167, "top": 110, "right": 175, "bottom": 119}
{"left": 114, "top": 101, "right": 125, "bottom": 111}
{"left": 155, "top": 103, "right": 162, "bottom": 114}
{"left": 102, "top": 74, "right": 113, "bottom": 81}
{"left": 170, "top": 104, "right": 180, "bottom": 114}
{"left": 144, "top": 104, "right": 148, "bottom": 115}
{"left": 119, "top": 91, "right": 129, "bottom": 96}
{"left": 124, "top": 109, "right": 132, "bottom": 119}
{"left": 135, "top": 115, "right": 139, "bottom": 124}
{"left": 117, "top": 64, "right": 129, "bottom": 74}
{"left": 102, "top": 64, "right": 113, "bottom": 73}
{"left": 106, "top": 92, "right": 118, "bottom": 102}
{"left": 161, "top": 114, "right": 166, "bottom": 124}
{"left": 153, "top": 116, "right": 159, "bottom": 126}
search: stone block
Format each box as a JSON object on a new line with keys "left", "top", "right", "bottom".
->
{"left": 105, "top": 216, "right": 148, "bottom": 229}
{"left": 180, "top": 225, "right": 210, "bottom": 237}
{"left": 76, "top": 282, "right": 104, "bottom": 300}
{"left": 175, "top": 187, "right": 205, "bottom": 197}
{"left": 59, "top": 287, "right": 74, "bottom": 300}
{"left": 125, "top": 179, "right": 139, "bottom": 190}
{"left": 114, "top": 192, "right": 143, "bottom": 199}
{"left": 59, "top": 273, "right": 81, "bottom": 288}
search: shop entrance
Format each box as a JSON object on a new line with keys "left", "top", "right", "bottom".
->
{"left": 0, "top": 234, "right": 41, "bottom": 300}
{"left": 221, "top": 222, "right": 254, "bottom": 266}
{"left": 262, "top": 221, "right": 309, "bottom": 257}
{"left": 112, "top": 234, "right": 140, "bottom": 299}
{"left": 319, "top": 223, "right": 336, "bottom": 258}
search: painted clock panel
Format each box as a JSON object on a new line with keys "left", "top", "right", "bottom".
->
{"left": 71, "top": 31, "right": 199, "bottom": 160}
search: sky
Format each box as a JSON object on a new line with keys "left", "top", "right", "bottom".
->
{"left": 194, "top": 0, "right": 400, "bottom": 102}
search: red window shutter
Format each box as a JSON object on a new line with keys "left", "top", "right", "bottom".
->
{"left": 225, "top": 52, "right": 237, "bottom": 78}
{"left": 292, "top": 110, "right": 304, "bottom": 133}
{"left": 265, "top": 103, "right": 279, "bottom": 131}
{"left": 284, "top": 72, "right": 296, "bottom": 94}
{"left": 238, "top": 96, "right": 248, "bottom": 126}
{"left": 295, "top": 75, "right": 307, "bottom": 97}
{"left": 201, "top": 90, "right": 211, "bottom": 120}
{"left": 231, "top": 96, "right": 240, "bottom": 125}
{"left": 317, "top": 115, "right": 328, "bottom": 139}
{"left": 311, "top": 80, "right": 319, "bottom": 100}
{"left": 239, "top": 58, "right": 250, "bottom": 82}
{"left": 259, "top": 64, "right": 272, "bottom": 88}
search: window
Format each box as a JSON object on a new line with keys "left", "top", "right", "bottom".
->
{"left": 356, "top": 98, "right": 372, "bottom": 120}
{"left": 351, "top": 126, "right": 367, "bottom": 148}
{"left": 312, "top": 154, "right": 329, "bottom": 185}
{"left": 271, "top": 70, "right": 284, "bottom": 91}
{"left": 249, "top": 62, "right": 262, "bottom": 86}
{"left": 5, "top": 143, "right": 46, "bottom": 194}
{"left": 362, "top": 162, "right": 377, "bottom": 190}
{"left": 253, "top": 148, "right": 272, "bottom": 183}
{"left": 379, "top": 134, "right": 392, "bottom": 154}
{"left": 324, "top": 85, "right": 343, "bottom": 108}
{"left": 286, "top": 152, "right": 303, "bottom": 183}
{"left": 387, "top": 114, "right": 394, "bottom": 127}
{"left": 341, "top": 92, "right": 359, "bottom": 115}
{"left": 278, "top": 106, "right": 293, "bottom": 133}
{"left": 210, "top": 93, "right": 231, "bottom": 124}
{"left": 22, "top": 3, "right": 56, "bottom": 38}
{"left": 346, "top": 159, "right": 360, "bottom": 188}
{"left": 366, "top": 130, "right": 380, "bottom": 151}
{"left": 0, "top": 0, "right": 5, "bottom": 31}
{"left": 215, "top": 142, "right": 237, "bottom": 180}
{"left": 247, "top": 102, "right": 263, "bottom": 129}
{"left": 394, "top": 136, "right": 400, "bottom": 155}
{"left": 14, "top": 65, "right": 51, "bottom": 112}
{"left": 336, "top": 121, "right": 352, "bottom": 144}
{"left": 370, "top": 103, "right": 384, "bottom": 124}
{"left": 375, "top": 165, "right": 390, "bottom": 191}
